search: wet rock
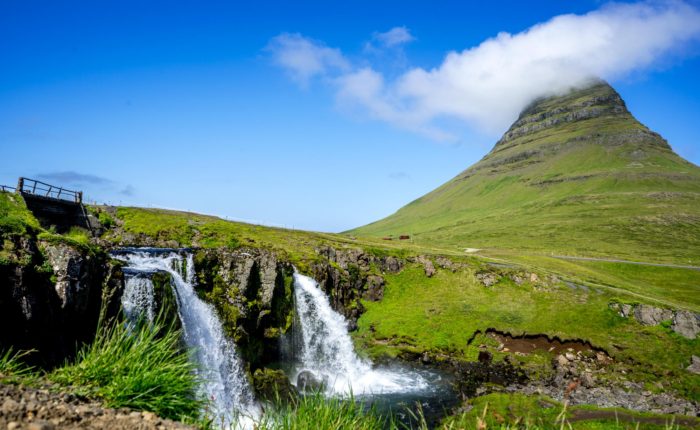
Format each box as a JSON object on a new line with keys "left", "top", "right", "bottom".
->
{"left": 672, "top": 311, "right": 700, "bottom": 339}
{"left": 687, "top": 355, "right": 700, "bottom": 375}
{"left": 296, "top": 370, "right": 325, "bottom": 392}
{"left": 253, "top": 368, "right": 297, "bottom": 401}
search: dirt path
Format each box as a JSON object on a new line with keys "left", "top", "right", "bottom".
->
{"left": 552, "top": 255, "right": 700, "bottom": 271}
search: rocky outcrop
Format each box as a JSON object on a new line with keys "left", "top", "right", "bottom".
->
{"left": 687, "top": 356, "right": 700, "bottom": 375}
{"left": 311, "top": 246, "right": 406, "bottom": 329}
{"left": 507, "top": 349, "right": 700, "bottom": 416}
{"left": 0, "top": 233, "right": 123, "bottom": 367}
{"left": 193, "top": 247, "right": 294, "bottom": 368}
{"left": 610, "top": 303, "right": 700, "bottom": 339}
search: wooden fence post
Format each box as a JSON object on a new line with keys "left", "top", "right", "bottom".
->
{"left": 16, "top": 177, "right": 24, "bottom": 193}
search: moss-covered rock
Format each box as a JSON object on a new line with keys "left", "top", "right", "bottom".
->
{"left": 252, "top": 367, "right": 297, "bottom": 402}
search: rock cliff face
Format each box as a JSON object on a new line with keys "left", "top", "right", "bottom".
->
{"left": 0, "top": 236, "right": 123, "bottom": 366}
{"left": 192, "top": 247, "right": 295, "bottom": 368}
{"left": 310, "top": 246, "right": 404, "bottom": 330}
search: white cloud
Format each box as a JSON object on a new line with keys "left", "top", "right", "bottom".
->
{"left": 270, "top": 1, "right": 700, "bottom": 139}
{"left": 266, "top": 33, "right": 349, "bottom": 86}
{"left": 373, "top": 26, "right": 415, "bottom": 47}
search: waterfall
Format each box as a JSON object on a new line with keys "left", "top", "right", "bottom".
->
{"left": 116, "top": 249, "right": 259, "bottom": 427}
{"left": 292, "top": 272, "right": 429, "bottom": 395}
{"left": 121, "top": 275, "right": 156, "bottom": 323}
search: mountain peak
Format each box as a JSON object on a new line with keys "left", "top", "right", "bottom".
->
{"left": 495, "top": 81, "right": 632, "bottom": 150}
{"left": 351, "top": 81, "right": 700, "bottom": 262}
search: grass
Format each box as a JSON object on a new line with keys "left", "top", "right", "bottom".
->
{"left": 0, "top": 348, "right": 36, "bottom": 384}
{"left": 479, "top": 252, "right": 700, "bottom": 312}
{"left": 442, "top": 393, "right": 697, "bottom": 429}
{"left": 49, "top": 315, "right": 203, "bottom": 421}
{"left": 258, "top": 392, "right": 398, "bottom": 430}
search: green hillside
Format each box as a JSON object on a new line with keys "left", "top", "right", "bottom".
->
{"left": 350, "top": 82, "right": 700, "bottom": 264}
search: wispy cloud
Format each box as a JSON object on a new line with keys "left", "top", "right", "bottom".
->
{"left": 37, "top": 171, "right": 112, "bottom": 186}
{"left": 371, "top": 26, "right": 415, "bottom": 48}
{"left": 266, "top": 33, "right": 350, "bottom": 87}
{"left": 389, "top": 171, "right": 411, "bottom": 180}
{"left": 269, "top": 1, "right": 700, "bottom": 139}
{"left": 120, "top": 185, "right": 136, "bottom": 196}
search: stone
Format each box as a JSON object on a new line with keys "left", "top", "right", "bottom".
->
{"left": 672, "top": 310, "right": 700, "bottom": 339}
{"left": 476, "top": 272, "right": 499, "bottom": 287}
{"left": 633, "top": 305, "right": 673, "bottom": 326}
{"left": 380, "top": 256, "right": 403, "bottom": 273}
{"left": 416, "top": 256, "right": 435, "bottom": 277}
{"left": 28, "top": 421, "right": 54, "bottom": 430}
{"left": 142, "top": 411, "right": 157, "bottom": 421}
{"left": 362, "top": 275, "right": 385, "bottom": 301}
{"left": 296, "top": 370, "right": 326, "bottom": 392}
{"left": 253, "top": 368, "right": 298, "bottom": 401}
{"left": 556, "top": 355, "right": 569, "bottom": 367}
{"left": 7, "top": 422, "right": 21, "bottom": 430}
{"left": 2, "top": 398, "right": 20, "bottom": 414}
{"left": 580, "top": 372, "right": 595, "bottom": 388}
{"left": 619, "top": 304, "right": 633, "bottom": 318}
{"left": 43, "top": 243, "right": 89, "bottom": 311}
{"left": 687, "top": 355, "right": 700, "bottom": 375}
{"left": 565, "top": 352, "right": 576, "bottom": 361}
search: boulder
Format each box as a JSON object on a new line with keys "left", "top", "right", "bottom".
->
{"left": 296, "top": 370, "right": 326, "bottom": 392}
{"left": 253, "top": 368, "right": 297, "bottom": 401}
{"left": 415, "top": 256, "right": 436, "bottom": 277}
{"left": 633, "top": 305, "right": 673, "bottom": 326}
{"left": 43, "top": 243, "right": 90, "bottom": 312}
{"left": 686, "top": 355, "right": 700, "bottom": 375}
{"left": 672, "top": 311, "right": 700, "bottom": 339}
{"left": 362, "top": 275, "right": 385, "bottom": 301}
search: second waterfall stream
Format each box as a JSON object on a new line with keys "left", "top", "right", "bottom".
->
{"left": 290, "top": 272, "right": 429, "bottom": 395}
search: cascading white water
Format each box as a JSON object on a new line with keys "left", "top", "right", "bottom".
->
{"left": 122, "top": 275, "right": 156, "bottom": 323}
{"left": 116, "top": 249, "right": 259, "bottom": 427}
{"left": 292, "top": 272, "right": 429, "bottom": 395}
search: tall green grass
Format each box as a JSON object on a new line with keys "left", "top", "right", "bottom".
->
{"left": 50, "top": 316, "right": 203, "bottom": 421}
{"left": 0, "top": 348, "right": 36, "bottom": 384}
{"left": 259, "top": 392, "right": 400, "bottom": 430}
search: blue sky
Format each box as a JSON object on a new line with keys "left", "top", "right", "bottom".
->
{"left": 1, "top": 1, "right": 699, "bottom": 232}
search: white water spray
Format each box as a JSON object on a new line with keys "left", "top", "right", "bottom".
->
{"left": 292, "top": 272, "right": 429, "bottom": 395}
{"left": 117, "top": 249, "right": 259, "bottom": 427}
{"left": 122, "top": 275, "right": 156, "bottom": 323}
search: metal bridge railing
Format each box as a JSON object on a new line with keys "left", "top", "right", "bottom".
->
{"left": 16, "top": 177, "right": 83, "bottom": 203}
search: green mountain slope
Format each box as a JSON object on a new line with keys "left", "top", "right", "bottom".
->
{"left": 350, "top": 81, "right": 700, "bottom": 263}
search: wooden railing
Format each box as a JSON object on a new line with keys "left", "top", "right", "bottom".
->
{"left": 17, "top": 177, "right": 83, "bottom": 203}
